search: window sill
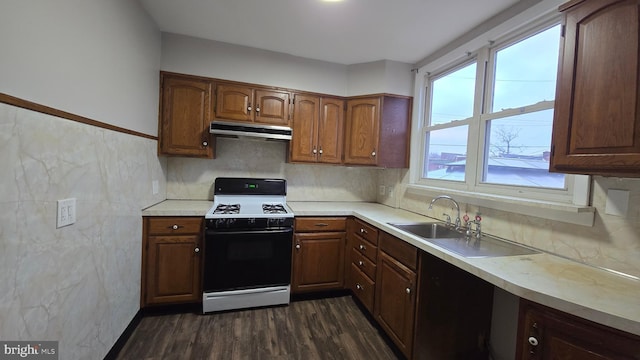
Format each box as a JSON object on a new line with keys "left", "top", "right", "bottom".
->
{"left": 406, "top": 184, "right": 595, "bottom": 226}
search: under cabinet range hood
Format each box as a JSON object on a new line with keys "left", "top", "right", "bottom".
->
{"left": 209, "top": 121, "right": 292, "bottom": 141}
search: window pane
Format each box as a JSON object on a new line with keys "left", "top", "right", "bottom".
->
{"left": 430, "top": 63, "right": 476, "bottom": 125}
{"left": 492, "top": 25, "right": 561, "bottom": 111}
{"left": 483, "top": 109, "right": 564, "bottom": 188}
{"left": 423, "top": 126, "right": 468, "bottom": 181}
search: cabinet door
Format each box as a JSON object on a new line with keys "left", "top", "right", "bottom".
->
{"left": 254, "top": 89, "right": 290, "bottom": 126}
{"left": 145, "top": 235, "right": 201, "bottom": 305}
{"left": 159, "top": 75, "right": 213, "bottom": 157}
{"left": 292, "top": 232, "right": 345, "bottom": 293}
{"left": 290, "top": 94, "right": 319, "bottom": 163}
{"left": 344, "top": 97, "right": 380, "bottom": 165}
{"left": 550, "top": 0, "right": 640, "bottom": 176}
{"left": 517, "top": 300, "right": 640, "bottom": 360}
{"left": 318, "top": 97, "right": 345, "bottom": 164}
{"left": 375, "top": 251, "right": 416, "bottom": 359}
{"left": 215, "top": 84, "right": 254, "bottom": 122}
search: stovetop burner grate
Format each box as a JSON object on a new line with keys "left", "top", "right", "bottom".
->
{"left": 262, "top": 204, "right": 288, "bottom": 215}
{"left": 213, "top": 204, "right": 241, "bottom": 214}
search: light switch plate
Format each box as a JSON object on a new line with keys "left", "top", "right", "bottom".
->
{"left": 152, "top": 180, "right": 159, "bottom": 195}
{"left": 605, "top": 189, "right": 629, "bottom": 217}
{"left": 379, "top": 185, "right": 386, "bottom": 195}
{"left": 57, "top": 198, "right": 76, "bottom": 228}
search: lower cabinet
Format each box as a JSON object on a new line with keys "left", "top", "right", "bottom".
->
{"left": 413, "top": 251, "right": 494, "bottom": 360}
{"left": 292, "top": 217, "right": 346, "bottom": 293}
{"left": 516, "top": 299, "right": 640, "bottom": 359}
{"left": 375, "top": 232, "right": 418, "bottom": 359}
{"left": 347, "top": 218, "right": 379, "bottom": 313}
{"left": 142, "top": 217, "right": 203, "bottom": 306}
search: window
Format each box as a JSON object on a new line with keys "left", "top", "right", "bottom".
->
{"left": 418, "top": 22, "right": 587, "bottom": 204}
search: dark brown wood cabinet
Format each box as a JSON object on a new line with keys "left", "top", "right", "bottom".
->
{"left": 292, "top": 217, "right": 347, "bottom": 293}
{"left": 344, "top": 95, "right": 412, "bottom": 168}
{"left": 413, "top": 251, "right": 494, "bottom": 360}
{"left": 516, "top": 299, "right": 640, "bottom": 359}
{"left": 215, "top": 83, "right": 291, "bottom": 126}
{"left": 142, "top": 217, "right": 203, "bottom": 306}
{"left": 550, "top": 0, "right": 640, "bottom": 176}
{"left": 375, "top": 232, "right": 419, "bottom": 359}
{"left": 346, "top": 218, "right": 379, "bottom": 313}
{"left": 290, "top": 94, "right": 344, "bottom": 164}
{"left": 158, "top": 73, "right": 214, "bottom": 158}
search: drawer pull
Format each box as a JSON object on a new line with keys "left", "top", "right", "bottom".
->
{"left": 360, "top": 228, "right": 367, "bottom": 234}
{"left": 314, "top": 223, "right": 329, "bottom": 227}
{"left": 358, "top": 261, "right": 364, "bottom": 266}
{"left": 194, "top": 247, "right": 200, "bottom": 253}
{"left": 356, "top": 283, "right": 363, "bottom": 291}
{"left": 359, "top": 244, "right": 366, "bottom": 251}
{"left": 405, "top": 287, "right": 411, "bottom": 294}
{"left": 528, "top": 337, "right": 538, "bottom": 347}
{"left": 170, "top": 224, "right": 183, "bottom": 230}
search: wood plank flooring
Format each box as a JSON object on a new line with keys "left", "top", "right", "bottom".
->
{"left": 116, "top": 295, "right": 401, "bottom": 360}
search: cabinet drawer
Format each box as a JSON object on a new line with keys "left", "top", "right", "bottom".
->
{"left": 295, "top": 217, "right": 347, "bottom": 232}
{"left": 352, "top": 219, "right": 378, "bottom": 244}
{"left": 352, "top": 235, "right": 378, "bottom": 263}
{"left": 349, "top": 263, "right": 375, "bottom": 313}
{"left": 379, "top": 231, "right": 418, "bottom": 271}
{"left": 147, "top": 217, "right": 203, "bottom": 235}
{"left": 351, "top": 247, "right": 376, "bottom": 280}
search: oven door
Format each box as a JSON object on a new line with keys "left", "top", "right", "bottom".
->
{"left": 203, "top": 228, "right": 293, "bottom": 292}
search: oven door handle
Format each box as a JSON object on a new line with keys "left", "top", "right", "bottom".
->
{"left": 207, "top": 229, "right": 293, "bottom": 236}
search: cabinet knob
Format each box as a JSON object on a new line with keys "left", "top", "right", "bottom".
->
{"left": 360, "top": 228, "right": 367, "bottom": 234}
{"left": 528, "top": 336, "right": 539, "bottom": 347}
{"left": 247, "top": 104, "right": 252, "bottom": 111}
{"left": 194, "top": 247, "right": 200, "bottom": 253}
{"left": 295, "top": 244, "right": 301, "bottom": 249}
{"left": 405, "top": 287, "right": 411, "bottom": 294}
{"left": 312, "top": 147, "right": 317, "bottom": 154}
{"left": 318, "top": 148, "right": 323, "bottom": 154}
{"left": 359, "top": 244, "right": 366, "bottom": 250}
{"left": 371, "top": 150, "right": 376, "bottom": 157}
{"left": 358, "top": 260, "right": 364, "bottom": 266}
{"left": 172, "top": 224, "right": 179, "bottom": 230}
{"left": 356, "top": 283, "right": 363, "bottom": 291}
{"left": 202, "top": 141, "right": 208, "bottom": 147}
{"left": 256, "top": 106, "right": 260, "bottom": 113}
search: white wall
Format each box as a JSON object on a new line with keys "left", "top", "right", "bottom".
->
{"left": 161, "top": 33, "right": 349, "bottom": 96}
{"left": 0, "top": 0, "right": 161, "bottom": 136}
{"left": 347, "top": 60, "right": 414, "bottom": 96}
{"left": 0, "top": 1, "right": 163, "bottom": 359}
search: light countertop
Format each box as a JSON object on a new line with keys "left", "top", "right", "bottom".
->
{"left": 142, "top": 200, "right": 640, "bottom": 336}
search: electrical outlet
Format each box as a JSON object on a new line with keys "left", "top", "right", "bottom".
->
{"left": 388, "top": 186, "right": 394, "bottom": 198}
{"left": 57, "top": 198, "right": 76, "bottom": 228}
{"left": 379, "top": 185, "right": 386, "bottom": 195}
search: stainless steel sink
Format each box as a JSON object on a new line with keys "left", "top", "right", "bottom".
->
{"left": 387, "top": 222, "right": 540, "bottom": 258}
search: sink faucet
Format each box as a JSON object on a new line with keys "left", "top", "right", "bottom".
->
{"left": 428, "top": 195, "right": 461, "bottom": 230}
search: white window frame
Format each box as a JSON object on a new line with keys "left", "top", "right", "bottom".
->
{"left": 409, "top": 15, "right": 593, "bottom": 226}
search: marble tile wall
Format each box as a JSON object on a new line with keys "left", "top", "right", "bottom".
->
{"left": 167, "top": 137, "right": 379, "bottom": 202}
{"left": 380, "top": 169, "right": 640, "bottom": 279}
{"left": 0, "top": 103, "right": 167, "bottom": 359}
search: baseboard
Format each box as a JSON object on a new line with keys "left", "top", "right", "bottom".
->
{"left": 103, "top": 309, "right": 143, "bottom": 360}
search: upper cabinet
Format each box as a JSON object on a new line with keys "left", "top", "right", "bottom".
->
{"left": 215, "top": 83, "right": 291, "bottom": 127}
{"left": 550, "top": 0, "right": 640, "bottom": 176}
{"left": 158, "top": 73, "right": 214, "bottom": 158}
{"left": 290, "top": 94, "right": 344, "bottom": 164}
{"left": 344, "top": 95, "right": 412, "bottom": 168}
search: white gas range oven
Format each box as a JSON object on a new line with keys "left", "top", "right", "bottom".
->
{"left": 202, "top": 177, "right": 294, "bottom": 313}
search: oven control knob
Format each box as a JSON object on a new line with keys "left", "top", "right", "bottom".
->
{"left": 248, "top": 218, "right": 256, "bottom": 224}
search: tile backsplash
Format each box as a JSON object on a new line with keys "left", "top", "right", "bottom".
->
{"left": 167, "top": 137, "right": 379, "bottom": 202}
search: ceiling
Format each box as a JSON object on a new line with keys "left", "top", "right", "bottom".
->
{"left": 139, "top": 0, "right": 524, "bottom": 65}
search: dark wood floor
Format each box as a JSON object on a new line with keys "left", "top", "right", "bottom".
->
{"left": 116, "top": 295, "right": 401, "bottom": 360}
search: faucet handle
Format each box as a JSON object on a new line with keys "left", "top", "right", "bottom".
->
{"left": 442, "top": 213, "right": 452, "bottom": 225}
